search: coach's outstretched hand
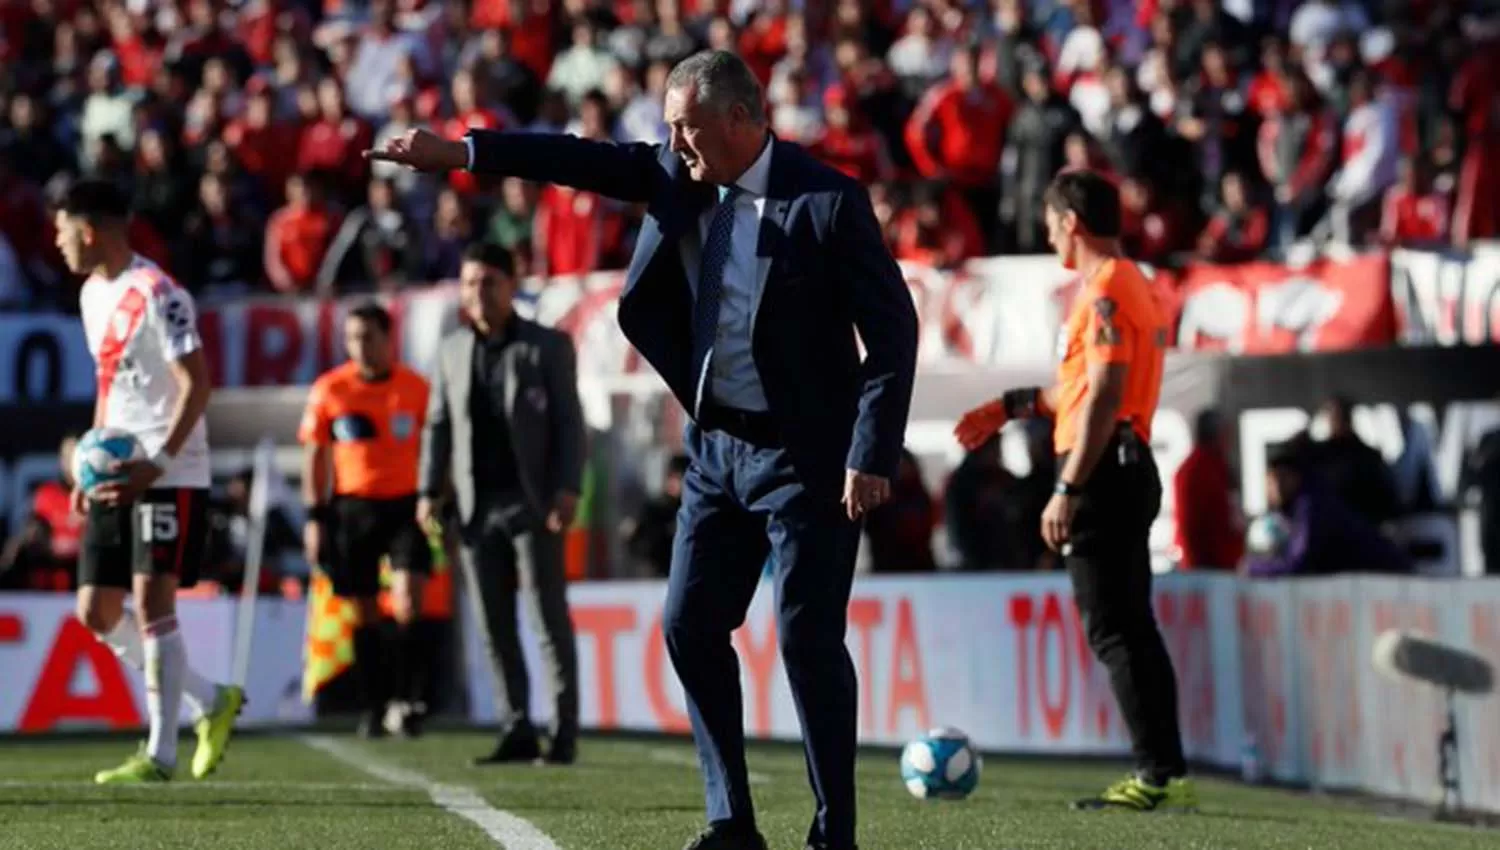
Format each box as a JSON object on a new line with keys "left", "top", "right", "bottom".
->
{"left": 364, "top": 128, "right": 469, "bottom": 173}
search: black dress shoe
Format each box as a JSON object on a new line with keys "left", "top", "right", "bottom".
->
{"left": 471, "top": 733, "right": 542, "bottom": 766}
{"left": 681, "top": 823, "right": 768, "bottom": 850}
{"left": 543, "top": 737, "right": 576, "bottom": 765}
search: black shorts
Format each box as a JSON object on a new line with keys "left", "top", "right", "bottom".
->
{"left": 327, "top": 494, "right": 432, "bottom": 598}
{"left": 78, "top": 488, "right": 210, "bottom": 590}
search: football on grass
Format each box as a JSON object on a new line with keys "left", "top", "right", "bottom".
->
{"left": 900, "top": 727, "right": 981, "bottom": 800}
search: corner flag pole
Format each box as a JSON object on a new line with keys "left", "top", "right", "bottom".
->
{"left": 231, "top": 437, "right": 275, "bottom": 689}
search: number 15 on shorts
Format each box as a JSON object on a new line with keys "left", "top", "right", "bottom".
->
{"left": 140, "top": 503, "right": 179, "bottom": 542}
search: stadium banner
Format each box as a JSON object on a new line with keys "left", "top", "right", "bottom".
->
{"left": 1172, "top": 254, "right": 1396, "bottom": 354}
{"left": 464, "top": 573, "right": 1500, "bottom": 813}
{"left": 0, "top": 250, "right": 1409, "bottom": 404}
{"left": 1390, "top": 242, "right": 1500, "bottom": 347}
{"left": 0, "top": 594, "right": 311, "bottom": 732}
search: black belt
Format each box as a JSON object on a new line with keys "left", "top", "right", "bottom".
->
{"left": 700, "top": 402, "right": 780, "bottom": 448}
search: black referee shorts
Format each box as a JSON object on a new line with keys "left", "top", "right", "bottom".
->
{"left": 325, "top": 494, "right": 432, "bottom": 599}
{"left": 79, "top": 488, "right": 210, "bottom": 590}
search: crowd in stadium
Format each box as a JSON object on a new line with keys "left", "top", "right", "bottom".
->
{"left": 2, "top": 0, "right": 1499, "bottom": 308}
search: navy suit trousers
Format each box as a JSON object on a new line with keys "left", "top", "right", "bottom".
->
{"left": 663, "top": 423, "right": 860, "bottom": 849}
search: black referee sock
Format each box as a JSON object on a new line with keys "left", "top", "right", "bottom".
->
{"left": 399, "top": 621, "right": 430, "bottom": 708}
{"left": 352, "top": 625, "right": 387, "bottom": 715}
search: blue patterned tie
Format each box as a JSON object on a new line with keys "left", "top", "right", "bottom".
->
{"left": 691, "top": 185, "right": 741, "bottom": 416}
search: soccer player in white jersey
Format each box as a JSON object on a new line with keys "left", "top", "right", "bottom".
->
{"left": 57, "top": 180, "right": 244, "bottom": 784}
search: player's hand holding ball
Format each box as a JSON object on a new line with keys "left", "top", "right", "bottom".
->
{"left": 74, "top": 427, "right": 158, "bottom": 505}
{"left": 953, "top": 399, "right": 1007, "bottom": 450}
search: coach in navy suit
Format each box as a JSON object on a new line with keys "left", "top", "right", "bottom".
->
{"left": 368, "top": 50, "right": 918, "bottom": 850}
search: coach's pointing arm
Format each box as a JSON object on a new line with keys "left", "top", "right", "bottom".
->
{"left": 365, "top": 127, "right": 662, "bottom": 203}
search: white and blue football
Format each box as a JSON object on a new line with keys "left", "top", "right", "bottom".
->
{"left": 72, "top": 427, "right": 143, "bottom": 493}
{"left": 900, "top": 726, "right": 981, "bottom": 800}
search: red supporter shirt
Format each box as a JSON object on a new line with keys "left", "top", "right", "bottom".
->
{"left": 809, "top": 126, "right": 894, "bottom": 184}
{"left": 1380, "top": 187, "right": 1449, "bottom": 244}
{"left": 32, "top": 481, "right": 83, "bottom": 561}
{"left": 440, "top": 110, "right": 507, "bottom": 195}
{"left": 297, "top": 117, "right": 373, "bottom": 188}
{"left": 265, "top": 205, "right": 338, "bottom": 291}
{"left": 534, "top": 186, "right": 624, "bottom": 277}
{"left": 1173, "top": 445, "right": 1244, "bottom": 570}
{"left": 904, "top": 82, "right": 1014, "bottom": 186}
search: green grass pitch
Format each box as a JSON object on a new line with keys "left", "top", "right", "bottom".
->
{"left": 0, "top": 730, "right": 1494, "bottom": 850}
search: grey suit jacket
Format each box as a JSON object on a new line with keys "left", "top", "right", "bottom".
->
{"left": 418, "top": 317, "right": 586, "bottom": 528}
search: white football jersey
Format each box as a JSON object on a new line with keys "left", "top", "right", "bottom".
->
{"left": 79, "top": 255, "right": 211, "bottom": 489}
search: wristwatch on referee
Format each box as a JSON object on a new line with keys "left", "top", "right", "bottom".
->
{"left": 1053, "top": 480, "right": 1081, "bottom": 498}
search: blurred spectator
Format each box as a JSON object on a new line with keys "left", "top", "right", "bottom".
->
{"left": 619, "top": 59, "right": 671, "bottom": 144}
{"left": 297, "top": 77, "right": 373, "bottom": 200}
{"left": 178, "top": 173, "right": 263, "bottom": 295}
{"left": 317, "top": 176, "right": 421, "bottom": 293}
{"left": 905, "top": 45, "right": 1013, "bottom": 250}
{"left": 864, "top": 449, "right": 937, "bottom": 574}
{"left": 1197, "top": 171, "right": 1270, "bottom": 263}
{"left": 424, "top": 187, "right": 474, "bottom": 281}
{"left": 486, "top": 178, "right": 540, "bottom": 262}
{"left": 2, "top": 92, "right": 75, "bottom": 185}
{"left": 1460, "top": 412, "right": 1500, "bottom": 575}
{"left": 1006, "top": 64, "right": 1081, "bottom": 253}
{"left": 1448, "top": 32, "right": 1500, "bottom": 247}
{"left": 549, "top": 18, "right": 620, "bottom": 106}
{"left": 0, "top": 435, "right": 80, "bottom": 592}
{"left": 1119, "top": 175, "right": 1188, "bottom": 266}
{"left": 622, "top": 454, "right": 688, "bottom": 578}
{"left": 1324, "top": 69, "right": 1397, "bottom": 245}
{"left": 0, "top": 0, "right": 1495, "bottom": 298}
{"left": 264, "top": 173, "right": 339, "bottom": 293}
{"left": 1245, "top": 437, "right": 1408, "bottom": 578}
{"left": 1379, "top": 157, "right": 1450, "bottom": 247}
{"left": 344, "top": 0, "right": 433, "bottom": 122}
{"left": 1309, "top": 396, "right": 1399, "bottom": 527}
{"left": 893, "top": 181, "right": 982, "bottom": 269}
{"left": 1173, "top": 410, "right": 1244, "bottom": 570}
{"left": 886, "top": 5, "right": 953, "bottom": 102}
{"left": 809, "top": 85, "right": 895, "bottom": 184}
{"left": 1258, "top": 71, "right": 1337, "bottom": 246}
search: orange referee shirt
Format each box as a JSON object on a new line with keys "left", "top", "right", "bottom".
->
{"left": 298, "top": 361, "right": 430, "bottom": 499}
{"left": 1053, "top": 258, "right": 1167, "bottom": 456}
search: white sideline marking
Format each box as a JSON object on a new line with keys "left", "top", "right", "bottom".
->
{"left": 647, "top": 748, "right": 772, "bottom": 786}
{"left": 300, "top": 735, "right": 561, "bottom": 850}
{"left": 0, "top": 779, "right": 403, "bottom": 792}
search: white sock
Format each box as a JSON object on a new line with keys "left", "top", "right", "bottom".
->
{"left": 143, "top": 617, "right": 186, "bottom": 769}
{"left": 100, "top": 610, "right": 218, "bottom": 720}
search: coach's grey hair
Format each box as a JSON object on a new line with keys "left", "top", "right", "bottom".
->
{"left": 666, "top": 50, "right": 766, "bottom": 123}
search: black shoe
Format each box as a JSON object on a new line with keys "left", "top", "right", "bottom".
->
{"left": 471, "top": 733, "right": 542, "bottom": 766}
{"left": 681, "top": 823, "right": 767, "bottom": 850}
{"left": 543, "top": 737, "right": 576, "bottom": 765}
{"left": 396, "top": 702, "right": 425, "bottom": 739}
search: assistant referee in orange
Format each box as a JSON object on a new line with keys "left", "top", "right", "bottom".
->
{"left": 955, "top": 170, "right": 1195, "bottom": 812}
{"left": 300, "top": 303, "right": 432, "bottom": 738}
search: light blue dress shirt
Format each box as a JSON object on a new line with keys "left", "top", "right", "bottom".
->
{"left": 463, "top": 133, "right": 772, "bottom": 411}
{"left": 685, "top": 138, "right": 773, "bottom": 412}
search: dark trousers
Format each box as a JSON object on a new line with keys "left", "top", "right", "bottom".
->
{"left": 1062, "top": 441, "right": 1187, "bottom": 783}
{"left": 664, "top": 422, "right": 860, "bottom": 849}
{"left": 459, "top": 496, "right": 580, "bottom": 744}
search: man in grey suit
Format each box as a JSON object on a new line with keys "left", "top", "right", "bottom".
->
{"left": 417, "top": 242, "right": 585, "bottom": 765}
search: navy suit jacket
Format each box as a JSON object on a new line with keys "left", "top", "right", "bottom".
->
{"left": 467, "top": 130, "right": 919, "bottom": 493}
